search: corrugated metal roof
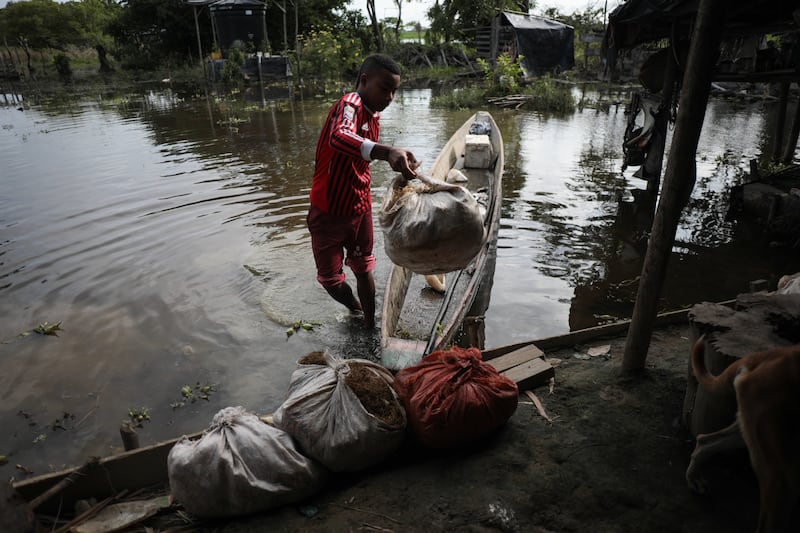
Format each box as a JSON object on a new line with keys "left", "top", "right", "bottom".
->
{"left": 501, "top": 12, "right": 573, "bottom": 32}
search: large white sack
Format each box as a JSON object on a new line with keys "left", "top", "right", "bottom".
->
{"left": 379, "top": 174, "right": 485, "bottom": 274}
{"left": 167, "top": 406, "right": 325, "bottom": 518}
{"left": 273, "top": 350, "right": 406, "bottom": 472}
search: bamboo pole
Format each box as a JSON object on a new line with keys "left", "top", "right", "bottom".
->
{"left": 622, "top": 0, "right": 727, "bottom": 372}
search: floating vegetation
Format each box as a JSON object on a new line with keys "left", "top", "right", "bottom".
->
{"left": 48, "top": 412, "right": 75, "bottom": 431}
{"left": 285, "top": 319, "right": 320, "bottom": 340}
{"left": 126, "top": 407, "right": 151, "bottom": 428}
{"left": 17, "top": 321, "right": 63, "bottom": 338}
{"left": 171, "top": 382, "right": 216, "bottom": 409}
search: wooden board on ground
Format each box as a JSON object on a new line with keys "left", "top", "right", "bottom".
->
{"left": 483, "top": 343, "right": 554, "bottom": 390}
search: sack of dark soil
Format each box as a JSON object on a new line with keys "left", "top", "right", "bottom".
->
{"left": 393, "top": 346, "right": 519, "bottom": 448}
{"left": 167, "top": 406, "right": 326, "bottom": 518}
{"left": 379, "top": 174, "right": 485, "bottom": 274}
{"left": 273, "top": 350, "right": 407, "bottom": 472}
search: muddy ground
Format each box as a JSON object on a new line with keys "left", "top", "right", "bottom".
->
{"left": 204, "top": 323, "right": 759, "bottom": 533}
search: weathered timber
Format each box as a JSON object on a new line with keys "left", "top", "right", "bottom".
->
{"left": 483, "top": 344, "right": 554, "bottom": 391}
{"left": 483, "top": 344, "right": 544, "bottom": 372}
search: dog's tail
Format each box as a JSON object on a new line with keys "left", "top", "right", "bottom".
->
{"left": 690, "top": 334, "right": 740, "bottom": 395}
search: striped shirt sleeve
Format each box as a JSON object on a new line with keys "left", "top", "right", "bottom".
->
{"left": 328, "top": 94, "right": 369, "bottom": 160}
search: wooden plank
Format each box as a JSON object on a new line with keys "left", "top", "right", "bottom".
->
{"left": 502, "top": 357, "right": 555, "bottom": 391}
{"left": 483, "top": 300, "right": 736, "bottom": 357}
{"left": 483, "top": 344, "right": 544, "bottom": 372}
{"left": 12, "top": 433, "right": 198, "bottom": 513}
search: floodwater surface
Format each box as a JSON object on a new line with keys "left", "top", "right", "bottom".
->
{"left": 1, "top": 84, "right": 797, "bottom": 474}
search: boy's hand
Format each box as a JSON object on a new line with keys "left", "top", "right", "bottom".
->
{"left": 387, "top": 148, "right": 418, "bottom": 182}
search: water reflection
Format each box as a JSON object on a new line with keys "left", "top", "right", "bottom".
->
{"left": 0, "top": 84, "right": 797, "bottom": 475}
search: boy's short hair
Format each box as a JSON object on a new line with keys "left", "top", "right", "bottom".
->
{"left": 359, "top": 54, "right": 401, "bottom": 78}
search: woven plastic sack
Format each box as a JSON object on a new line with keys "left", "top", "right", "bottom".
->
{"left": 167, "top": 406, "right": 325, "bottom": 518}
{"left": 273, "top": 350, "right": 407, "bottom": 472}
{"left": 379, "top": 174, "right": 485, "bottom": 275}
{"left": 393, "top": 346, "right": 519, "bottom": 449}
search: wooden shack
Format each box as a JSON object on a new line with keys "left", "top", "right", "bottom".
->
{"left": 601, "top": 0, "right": 800, "bottom": 371}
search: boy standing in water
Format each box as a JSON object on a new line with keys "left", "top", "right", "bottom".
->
{"left": 308, "top": 54, "right": 418, "bottom": 330}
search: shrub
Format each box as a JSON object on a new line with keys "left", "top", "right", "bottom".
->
{"left": 296, "top": 28, "right": 362, "bottom": 84}
{"left": 53, "top": 54, "right": 73, "bottom": 84}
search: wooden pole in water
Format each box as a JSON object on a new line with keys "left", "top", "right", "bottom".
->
{"left": 119, "top": 423, "right": 140, "bottom": 451}
{"left": 781, "top": 84, "right": 800, "bottom": 164}
{"left": 773, "top": 81, "right": 789, "bottom": 161}
{"left": 622, "top": 0, "right": 727, "bottom": 372}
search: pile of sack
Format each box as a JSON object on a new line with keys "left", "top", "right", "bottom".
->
{"left": 167, "top": 346, "right": 518, "bottom": 518}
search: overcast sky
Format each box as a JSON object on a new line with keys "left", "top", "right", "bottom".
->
{"left": 352, "top": 0, "right": 622, "bottom": 24}
{"left": 0, "top": 0, "right": 621, "bottom": 20}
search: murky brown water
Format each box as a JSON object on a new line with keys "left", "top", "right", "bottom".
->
{"left": 1, "top": 83, "right": 797, "bottom": 474}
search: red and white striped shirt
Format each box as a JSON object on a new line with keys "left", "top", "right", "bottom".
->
{"left": 310, "top": 92, "right": 380, "bottom": 216}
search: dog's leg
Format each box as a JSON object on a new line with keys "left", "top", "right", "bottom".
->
{"left": 686, "top": 417, "right": 746, "bottom": 494}
{"left": 735, "top": 365, "right": 800, "bottom": 533}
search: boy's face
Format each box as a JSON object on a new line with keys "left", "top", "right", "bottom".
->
{"left": 358, "top": 68, "right": 400, "bottom": 113}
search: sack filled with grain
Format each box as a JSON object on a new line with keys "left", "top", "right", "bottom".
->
{"left": 379, "top": 173, "right": 485, "bottom": 275}
{"left": 273, "top": 350, "right": 407, "bottom": 472}
{"left": 167, "top": 406, "right": 325, "bottom": 518}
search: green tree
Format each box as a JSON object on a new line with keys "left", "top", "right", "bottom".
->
{"left": 107, "top": 0, "right": 210, "bottom": 69}
{"left": 0, "top": 0, "right": 69, "bottom": 50}
{"left": 426, "top": 0, "right": 502, "bottom": 44}
{"left": 365, "top": 0, "right": 385, "bottom": 52}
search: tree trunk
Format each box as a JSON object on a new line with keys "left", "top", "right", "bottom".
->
{"left": 367, "top": 0, "right": 385, "bottom": 52}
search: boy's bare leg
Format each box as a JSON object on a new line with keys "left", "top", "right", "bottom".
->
{"left": 355, "top": 271, "right": 375, "bottom": 330}
{"left": 324, "top": 282, "right": 362, "bottom": 313}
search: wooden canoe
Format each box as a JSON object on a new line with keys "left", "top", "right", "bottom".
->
{"left": 380, "top": 111, "right": 504, "bottom": 371}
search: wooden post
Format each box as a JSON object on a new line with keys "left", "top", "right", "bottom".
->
{"left": 490, "top": 15, "right": 499, "bottom": 66}
{"left": 773, "top": 81, "right": 789, "bottom": 161}
{"left": 193, "top": 6, "right": 204, "bottom": 68}
{"left": 782, "top": 82, "right": 800, "bottom": 164}
{"left": 120, "top": 423, "right": 140, "bottom": 451}
{"left": 621, "top": 0, "right": 727, "bottom": 372}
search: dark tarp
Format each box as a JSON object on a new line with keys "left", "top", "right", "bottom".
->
{"left": 499, "top": 12, "right": 575, "bottom": 75}
{"left": 607, "top": 0, "right": 799, "bottom": 50}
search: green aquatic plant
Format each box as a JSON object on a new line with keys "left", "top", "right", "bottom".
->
{"left": 126, "top": 407, "right": 150, "bottom": 428}
{"left": 286, "top": 319, "right": 320, "bottom": 340}
{"left": 171, "top": 382, "right": 216, "bottom": 409}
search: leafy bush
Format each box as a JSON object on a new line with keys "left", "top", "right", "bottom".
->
{"left": 520, "top": 76, "right": 575, "bottom": 113}
{"left": 221, "top": 47, "right": 245, "bottom": 83}
{"left": 297, "top": 28, "right": 363, "bottom": 84}
{"left": 53, "top": 54, "right": 73, "bottom": 84}
{"left": 477, "top": 53, "right": 524, "bottom": 95}
{"left": 431, "top": 86, "right": 487, "bottom": 109}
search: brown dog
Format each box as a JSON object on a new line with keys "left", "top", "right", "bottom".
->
{"left": 686, "top": 336, "right": 800, "bottom": 532}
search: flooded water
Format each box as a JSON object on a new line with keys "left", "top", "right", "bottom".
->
{"left": 1, "top": 83, "right": 798, "bottom": 474}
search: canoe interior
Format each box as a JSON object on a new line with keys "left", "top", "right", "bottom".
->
{"left": 381, "top": 111, "right": 504, "bottom": 371}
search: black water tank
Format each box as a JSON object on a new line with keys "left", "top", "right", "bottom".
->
{"left": 211, "top": 0, "right": 268, "bottom": 53}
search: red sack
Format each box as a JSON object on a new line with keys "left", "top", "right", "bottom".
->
{"left": 393, "top": 346, "right": 519, "bottom": 448}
